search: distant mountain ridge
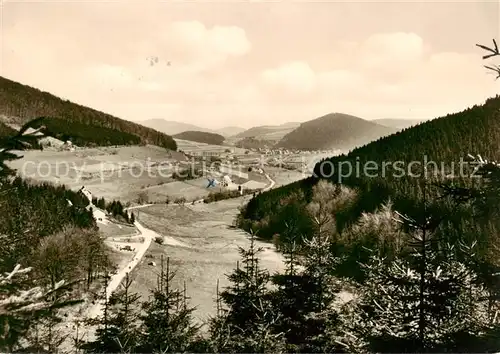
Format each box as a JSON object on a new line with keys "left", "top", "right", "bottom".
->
{"left": 141, "top": 119, "right": 244, "bottom": 137}
{"left": 0, "top": 76, "right": 177, "bottom": 150}
{"left": 216, "top": 126, "right": 246, "bottom": 137}
{"left": 141, "top": 119, "right": 213, "bottom": 136}
{"left": 372, "top": 118, "right": 425, "bottom": 130}
{"left": 276, "top": 113, "right": 397, "bottom": 151}
{"left": 233, "top": 122, "right": 301, "bottom": 140}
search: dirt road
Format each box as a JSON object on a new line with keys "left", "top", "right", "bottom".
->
{"left": 86, "top": 220, "right": 154, "bottom": 320}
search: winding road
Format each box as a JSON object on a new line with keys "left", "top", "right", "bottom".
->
{"left": 87, "top": 173, "right": 275, "bottom": 320}
{"left": 86, "top": 220, "right": 155, "bottom": 319}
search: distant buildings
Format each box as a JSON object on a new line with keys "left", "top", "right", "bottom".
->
{"left": 183, "top": 146, "right": 233, "bottom": 157}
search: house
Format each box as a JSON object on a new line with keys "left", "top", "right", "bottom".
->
{"left": 222, "top": 175, "right": 232, "bottom": 186}
{"left": 93, "top": 208, "right": 107, "bottom": 224}
{"left": 79, "top": 186, "right": 93, "bottom": 203}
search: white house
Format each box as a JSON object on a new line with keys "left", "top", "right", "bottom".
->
{"left": 222, "top": 175, "right": 232, "bottom": 186}
{"left": 79, "top": 186, "right": 93, "bottom": 203}
{"left": 93, "top": 208, "right": 108, "bottom": 224}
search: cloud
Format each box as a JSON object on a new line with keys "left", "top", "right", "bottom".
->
{"left": 258, "top": 32, "right": 499, "bottom": 111}
{"left": 261, "top": 61, "right": 316, "bottom": 95}
{"left": 163, "top": 21, "right": 251, "bottom": 73}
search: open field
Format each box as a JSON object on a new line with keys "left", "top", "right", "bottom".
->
{"left": 98, "top": 221, "right": 138, "bottom": 238}
{"left": 8, "top": 145, "right": 280, "bottom": 203}
{"left": 265, "top": 166, "right": 307, "bottom": 187}
{"left": 128, "top": 197, "right": 285, "bottom": 327}
{"left": 8, "top": 145, "right": 181, "bottom": 201}
{"left": 142, "top": 178, "right": 212, "bottom": 203}
{"left": 175, "top": 138, "right": 247, "bottom": 155}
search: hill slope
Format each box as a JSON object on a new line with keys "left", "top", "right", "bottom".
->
{"left": 30, "top": 117, "right": 143, "bottom": 147}
{"left": 372, "top": 118, "right": 424, "bottom": 130}
{"left": 141, "top": 119, "right": 215, "bottom": 136}
{"left": 0, "top": 121, "right": 17, "bottom": 137}
{"left": 316, "top": 97, "right": 500, "bottom": 182}
{"left": 215, "top": 126, "right": 245, "bottom": 137}
{"left": 276, "top": 113, "right": 396, "bottom": 151}
{"left": 173, "top": 130, "right": 226, "bottom": 145}
{"left": 0, "top": 76, "right": 177, "bottom": 150}
{"left": 234, "top": 122, "right": 301, "bottom": 140}
{"left": 240, "top": 96, "right": 500, "bottom": 244}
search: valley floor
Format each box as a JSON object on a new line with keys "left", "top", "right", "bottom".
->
{"left": 127, "top": 196, "right": 285, "bottom": 326}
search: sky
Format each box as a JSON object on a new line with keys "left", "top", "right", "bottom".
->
{"left": 1, "top": 0, "right": 500, "bottom": 129}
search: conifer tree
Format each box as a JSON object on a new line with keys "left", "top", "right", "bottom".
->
{"left": 338, "top": 182, "right": 486, "bottom": 352}
{"left": 82, "top": 273, "right": 141, "bottom": 353}
{"left": 271, "top": 181, "right": 344, "bottom": 352}
{"left": 0, "top": 265, "right": 81, "bottom": 352}
{"left": 139, "top": 255, "right": 199, "bottom": 353}
{"left": 0, "top": 119, "right": 84, "bottom": 352}
{"left": 210, "top": 232, "right": 285, "bottom": 353}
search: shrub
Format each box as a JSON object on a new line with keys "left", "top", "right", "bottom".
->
{"left": 137, "top": 191, "right": 149, "bottom": 204}
{"left": 154, "top": 236, "right": 164, "bottom": 245}
{"left": 174, "top": 196, "right": 186, "bottom": 205}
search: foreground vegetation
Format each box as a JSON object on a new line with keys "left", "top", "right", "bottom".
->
{"left": 0, "top": 121, "right": 16, "bottom": 137}
{"left": 2, "top": 39, "right": 500, "bottom": 353}
{"left": 0, "top": 121, "right": 110, "bottom": 351}
{"left": 68, "top": 173, "right": 500, "bottom": 353}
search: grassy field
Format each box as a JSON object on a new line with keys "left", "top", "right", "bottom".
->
{"left": 8, "top": 145, "right": 282, "bottom": 203}
{"left": 9, "top": 145, "right": 179, "bottom": 201}
{"left": 128, "top": 197, "right": 285, "bottom": 327}
{"left": 265, "top": 166, "right": 307, "bottom": 187}
{"left": 98, "top": 222, "right": 138, "bottom": 238}
{"left": 175, "top": 138, "right": 247, "bottom": 155}
{"left": 142, "top": 178, "right": 212, "bottom": 203}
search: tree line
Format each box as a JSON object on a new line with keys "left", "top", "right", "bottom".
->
{"left": 0, "top": 76, "right": 177, "bottom": 150}
{"left": 32, "top": 117, "right": 142, "bottom": 147}
{"left": 0, "top": 121, "right": 110, "bottom": 351}
{"left": 173, "top": 131, "right": 226, "bottom": 146}
{"left": 91, "top": 197, "right": 134, "bottom": 224}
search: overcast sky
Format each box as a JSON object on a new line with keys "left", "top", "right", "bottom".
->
{"left": 1, "top": 0, "right": 499, "bottom": 129}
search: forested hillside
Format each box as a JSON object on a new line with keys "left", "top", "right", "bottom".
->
{"left": 31, "top": 117, "right": 142, "bottom": 147}
{"left": 173, "top": 130, "right": 226, "bottom": 145}
{"left": 276, "top": 113, "right": 396, "bottom": 151}
{"left": 0, "top": 123, "right": 113, "bottom": 351}
{"left": 0, "top": 121, "right": 16, "bottom": 137}
{"left": 235, "top": 136, "right": 274, "bottom": 149}
{"left": 1, "top": 177, "right": 96, "bottom": 271}
{"left": 239, "top": 95, "right": 500, "bottom": 273}
{"left": 233, "top": 122, "right": 300, "bottom": 139}
{"left": 0, "top": 76, "right": 177, "bottom": 150}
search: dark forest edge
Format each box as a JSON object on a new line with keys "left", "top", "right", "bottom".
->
{"left": 173, "top": 130, "right": 226, "bottom": 145}
{"left": 0, "top": 76, "right": 177, "bottom": 150}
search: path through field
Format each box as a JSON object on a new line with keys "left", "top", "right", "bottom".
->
{"left": 127, "top": 189, "right": 285, "bottom": 327}
{"left": 66, "top": 172, "right": 280, "bottom": 344}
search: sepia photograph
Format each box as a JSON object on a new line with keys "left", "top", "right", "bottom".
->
{"left": 0, "top": 0, "right": 500, "bottom": 352}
